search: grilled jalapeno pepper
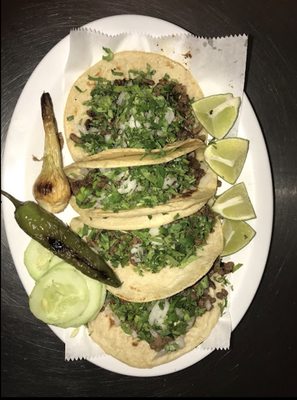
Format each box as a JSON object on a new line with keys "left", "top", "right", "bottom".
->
{"left": 1, "top": 190, "right": 121, "bottom": 287}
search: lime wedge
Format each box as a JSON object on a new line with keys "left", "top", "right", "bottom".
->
{"left": 204, "top": 138, "right": 249, "bottom": 184}
{"left": 192, "top": 94, "right": 241, "bottom": 139}
{"left": 222, "top": 219, "right": 256, "bottom": 256}
{"left": 212, "top": 182, "right": 256, "bottom": 220}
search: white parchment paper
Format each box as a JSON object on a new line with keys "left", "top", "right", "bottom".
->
{"left": 200, "top": 309, "right": 232, "bottom": 350}
{"left": 63, "top": 29, "right": 247, "bottom": 362}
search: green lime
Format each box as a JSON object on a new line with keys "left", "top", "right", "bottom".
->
{"left": 222, "top": 219, "right": 256, "bottom": 256}
{"left": 192, "top": 93, "right": 241, "bottom": 139}
{"left": 204, "top": 138, "right": 249, "bottom": 184}
{"left": 212, "top": 182, "right": 256, "bottom": 220}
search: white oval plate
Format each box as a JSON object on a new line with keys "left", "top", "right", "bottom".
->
{"left": 2, "top": 15, "right": 273, "bottom": 377}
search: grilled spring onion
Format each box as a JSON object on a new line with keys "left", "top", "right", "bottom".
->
{"left": 33, "top": 92, "right": 71, "bottom": 213}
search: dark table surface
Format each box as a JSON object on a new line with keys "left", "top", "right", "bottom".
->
{"left": 1, "top": 0, "right": 297, "bottom": 397}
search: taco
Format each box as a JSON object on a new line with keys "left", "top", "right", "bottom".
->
{"left": 70, "top": 205, "right": 223, "bottom": 302}
{"left": 65, "top": 140, "right": 218, "bottom": 230}
{"left": 88, "top": 260, "right": 230, "bottom": 368}
{"left": 64, "top": 51, "right": 204, "bottom": 161}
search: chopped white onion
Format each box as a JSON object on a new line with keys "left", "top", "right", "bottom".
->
{"left": 149, "top": 227, "right": 162, "bottom": 246}
{"left": 154, "top": 348, "right": 167, "bottom": 359}
{"left": 165, "top": 108, "right": 175, "bottom": 124}
{"left": 99, "top": 167, "right": 112, "bottom": 174}
{"left": 75, "top": 122, "right": 87, "bottom": 135}
{"left": 162, "top": 175, "right": 176, "bottom": 189}
{"left": 130, "top": 244, "right": 144, "bottom": 263}
{"left": 174, "top": 335, "right": 185, "bottom": 349}
{"left": 128, "top": 115, "right": 136, "bottom": 128}
{"left": 149, "top": 227, "right": 160, "bottom": 236}
{"left": 130, "top": 243, "right": 143, "bottom": 254}
{"left": 175, "top": 308, "right": 184, "bottom": 319}
{"left": 131, "top": 330, "right": 138, "bottom": 339}
{"left": 116, "top": 91, "right": 128, "bottom": 105}
{"left": 149, "top": 329, "right": 159, "bottom": 338}
{"left": 205, "top": 299, "right": 212, "bottom": 311}
{"left": 148, "top": 300, "right": 170, "bottom": 328}
{"left": 117, "top": 177, "right": 138, "bottom": 194}
{"left": 104, "top": 134, "right": 112, "bottom": 143}
{"left": 89, "top": 127, "right": 98, "bottom": 134}
{"left": 186, "top": 317, "right": 195, "bottom": 330}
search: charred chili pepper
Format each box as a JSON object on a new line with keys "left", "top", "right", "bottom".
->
{"left": 1, "top": 190, "right": 122, "bottom": 287}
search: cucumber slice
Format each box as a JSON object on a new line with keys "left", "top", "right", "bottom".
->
{"left": 24, "top": 239, "right": 54, "bottom": 280}
{"left": 60, "top": 274, "right": 106, "bottom": 328}
{"left": 29, "top": 263, "right": 89, "bottom": 325}
{"left": 48, "top": 255, "right": 63, "bottom": 269}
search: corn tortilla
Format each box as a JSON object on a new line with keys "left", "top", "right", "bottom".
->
{"left": 88, "top": 280, "right": 224, "bottom": 368}
{"left": 70, "top": 218, "right": 223, "bottom": 302}
{"left": 65, "top": 143, "right": 218, "bottom": 230}
{"left": 64, "top": 51, "right": 204, "bottom": 161}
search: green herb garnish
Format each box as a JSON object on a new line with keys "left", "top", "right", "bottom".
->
{"left": 232, "top": 263, "right": 243, "bottom": 272}
{"left": 102, "top": 47, "right": 114, "bottom": 61}
{"left": 78, "top": 207, "right": 215, "bottom": 274}
{"left": 71, "top": 65, "right": 199, "bottom": 154}
{"left": 107, "top": 272, "right": 215, "bottom": 351}
{"left": 111, "top": 68, "right": 124, "bottom": 76}
{"left": 73, "top": 156, "right": 198, "bottom": 212}
{"left": 75, "top": 85, "right": 86, "bottom": 93}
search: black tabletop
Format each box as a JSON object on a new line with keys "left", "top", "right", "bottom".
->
{"left": 1, "top": 0, "right": 297, "bottom": 397}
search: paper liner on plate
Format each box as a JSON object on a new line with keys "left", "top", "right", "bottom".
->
{"left": 200, "top": 309, "right": 232, "bottom": 350}
{"left": 64, "top": 325, "right": 105, "bottom": 361}
{"left": 63, "top": 28, "right": 246, "bottom": 363}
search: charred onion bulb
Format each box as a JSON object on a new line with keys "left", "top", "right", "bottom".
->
{"left": 33, "top": 93, "right": 71, "bottom": 213}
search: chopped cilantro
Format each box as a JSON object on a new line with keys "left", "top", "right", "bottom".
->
{"left": 107, "top": 267, "right": 219, "bottom": 352}
{"left": 173, "top": 213, "right": 180, "bottom": 221}
{"left": 78, "top": 206, "right": 215, "bottom": 274}
{"left": 214, "top": 275, "right": 230, "bottom": 286}
{"left": 111, "top": 68, "right": 124, "bottom": 76}
{"left": 102, "top": 47, "right": 114, "bottom": 61}
{"left": 75, "top": 85, "right": 86, "bottom": 93}
{"left": 232, "top": 263, "right": 243, "bottom": 272}
{"left": 218, "top": 298, "right": 228, "bottom": 315}
{"left": 71, "top": 65, "right": 200, "bottom": 154}
{"left": 73, "top": 155, "right": 199, "bottom": 212}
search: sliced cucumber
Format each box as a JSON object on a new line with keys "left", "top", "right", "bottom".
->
{"left": 24, "top": 239, "right": 54, "bottom": 280}
{"left": 59, "top": 274, "right": 106, "bottom": 328}
{"left": 29, "top": 263, "right": 89, "bottom": 326}
{"left": 48, "top": 255, "right": 63, "bottom": 269}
